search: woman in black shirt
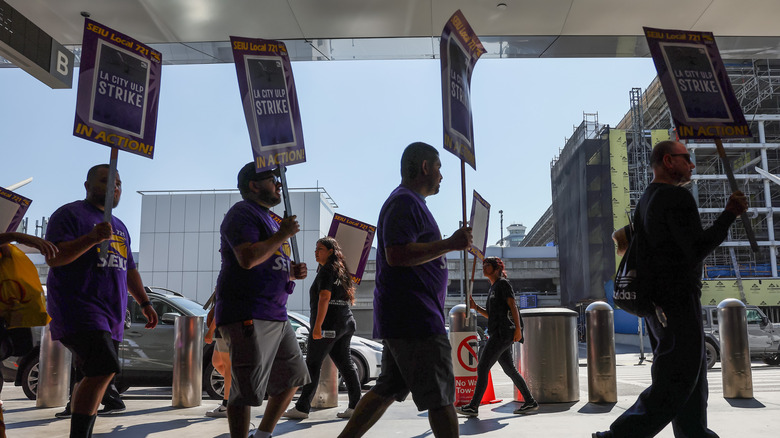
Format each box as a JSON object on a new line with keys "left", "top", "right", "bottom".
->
{"left": 284, "top": 237, "right": 361, "bottom": 419}
{"left": 456, "top": 256, "right": 538, "bottom": 417}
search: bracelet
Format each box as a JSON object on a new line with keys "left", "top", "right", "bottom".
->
{"left": 140, "top": 300, "right": 152, "bottom": 308}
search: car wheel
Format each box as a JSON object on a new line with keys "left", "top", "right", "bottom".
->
{"left": 353, "top": 352, "right": 367, "bottom": 385}
{"left": 763, "top": 352, "right": 780, "bottom": 366}
{"left": 338, "top": 353, "right": 368, "bottom": 391}
{"left": 21, "top": 357, "right": 39, "bottom": 400}
{"left": 705, "top": 342, "right": 718, "bottom": 369}
{"left": 203, "top": 361, "right": 225, "bottom": 400}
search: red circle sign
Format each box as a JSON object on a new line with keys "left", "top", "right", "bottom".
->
{"left": 456, "top": 335, "right": 478, "bottom": 373}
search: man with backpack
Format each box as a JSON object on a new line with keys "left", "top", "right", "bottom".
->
{"left": 594, "top": 140, "right": 747, "bottom": 438}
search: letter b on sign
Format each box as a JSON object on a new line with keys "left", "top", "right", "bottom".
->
{"left": 56, "top": 51, "right": 69, "bottom": 75}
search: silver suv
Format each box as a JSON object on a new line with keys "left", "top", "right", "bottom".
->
{"left": 702, "top": 304, "right": 780, "bottom": 369}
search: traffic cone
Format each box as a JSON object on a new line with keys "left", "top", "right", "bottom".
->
{"left": 480, "top": 371, "right": 502, "bottom": 405}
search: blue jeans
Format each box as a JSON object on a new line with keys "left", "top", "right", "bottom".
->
{"left": 467, "top": 334, "right": 533, "bottom": 408}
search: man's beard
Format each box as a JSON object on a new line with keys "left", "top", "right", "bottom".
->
{"left": 258, "top": 190, "right": 282, "bottom": 206}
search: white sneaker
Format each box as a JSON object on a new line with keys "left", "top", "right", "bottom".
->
{"left": 282, "top": 407, "right": 309, "bottom": 419}
{"left": 336, "top": 408, "right": 354, "bottom": 419}
{"left": 205, "top": 404, "right": 228, "bottom": 418}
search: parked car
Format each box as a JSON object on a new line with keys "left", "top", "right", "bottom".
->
{"left": 3, "top": 288, "right": 383, "bottom": 401}
{"left": 702, "top": 304, "right": 780, "bottom": 369}
{"left": 203, "top": 311, "right": 383, "bottom": 399}
{"left": 1, "top": 287, "right": 216, "bottom": 400}
{"left": 288, "top": 311, "right": 383, "bottom": 386}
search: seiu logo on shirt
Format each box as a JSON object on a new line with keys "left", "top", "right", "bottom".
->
{"left": 96, "top": 231, "right": 129, "bottom": 270}
{"left": 272, "top": 241, "right": 292, "bottom": 272}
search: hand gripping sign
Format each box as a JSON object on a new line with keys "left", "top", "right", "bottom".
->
{"left": 73, "top": 18, "right": 162, "bottom": 261}
{"left": 441, "top": 10, "right": 486, "bottom": 319}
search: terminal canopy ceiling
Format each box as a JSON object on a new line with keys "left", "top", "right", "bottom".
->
{"left": 6, "top": 0, "right": 780, "bottom": 65}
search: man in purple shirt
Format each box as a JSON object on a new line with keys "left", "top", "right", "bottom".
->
{"left": 339, "top": 142, "right": 472, "bottom": 438}
{"left": 215, "top": 162, "right": 309, "bottom": 438}
{"left": 45, "top": 164, "right": 158, "bottom": 438}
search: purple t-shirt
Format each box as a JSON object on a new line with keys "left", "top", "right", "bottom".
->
{"left": 45, "top": 200, "right": 136, "bottom": 342}
{"left": 373, "top": 186, "right": 448, "bottom": 339}
{"left": 215, "top": 200, "right": 294, "bottom": 325}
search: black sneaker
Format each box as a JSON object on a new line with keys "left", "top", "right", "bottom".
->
{"left": 513, "top": 400, "right": 539, "bottom": 414}
{"left": 54, "top": 405, "right": 71, "bottom": 419}
{"left": 455, "top": 405, "right": 479, "bottom": 417}
{"left": 97, "top": 404, "right": 126, "bottom": 415}
{"left": 592, "top": 432, "right": 613, "bottom": 438}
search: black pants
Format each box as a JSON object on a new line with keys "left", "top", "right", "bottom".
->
{"left": 295, "top": 318, "right": 361, "bottom": 413}
{"left": 467, "top": 334, "right": 533, "bottom": 408}
{"left": 609, "top": 292, "right": 718, "bottom": 437}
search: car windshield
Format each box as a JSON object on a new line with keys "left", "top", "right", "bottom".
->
{"left": 288, "top": 311, "right": 310, "bottom": 325}
{"left": 165, "top": 296, "right": 208, "bottom": 316}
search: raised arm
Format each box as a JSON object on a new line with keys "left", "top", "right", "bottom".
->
{"left": 386, "top": 226, "right": 472, "bottom": 267}
{"left": 0, "top": 232, "right": 58, "bottom": 259}
{"left": 46, "top": 222, "right": 112, "bottom": 267}
{"left": 233, "top": 215, "right": 299, "bottom": 270}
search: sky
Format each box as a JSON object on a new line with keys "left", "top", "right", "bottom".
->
{"left": 1, "top": 56, "right": 658, "bottom": 251}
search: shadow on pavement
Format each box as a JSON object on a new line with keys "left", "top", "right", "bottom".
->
{"left": 725, "top": 398, "right": 765, "bottom": 409}
{"left": 578, "top": 402, "right": 616, "bottom": 414}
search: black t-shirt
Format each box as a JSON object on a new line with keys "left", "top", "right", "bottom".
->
{"left": 485, "top": 277, "right": 518, "bottom": 339}
{"left": 309, "top": 265, "right": 353, "bottom": 330}
{"left": 638, "top": 183, "right": 736, "bottom": 304}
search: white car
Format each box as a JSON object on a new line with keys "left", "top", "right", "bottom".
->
{"left": 204, "top": 311, "right": 382, "bottom": 399}
{"left": 287, "top": 311, "right": 383, "bottom": 386}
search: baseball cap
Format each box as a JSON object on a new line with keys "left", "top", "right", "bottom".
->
{"left": 237, "top": 162, "right": 280, "bottom": 193}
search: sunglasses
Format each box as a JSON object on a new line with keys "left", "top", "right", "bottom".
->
{"left": 669, "top": 153, "right": 692, "bottom": 163}
{"left": 260, "top": 175, "right": 281, "bottom": 184}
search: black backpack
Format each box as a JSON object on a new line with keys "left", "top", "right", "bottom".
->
{"left": 613, "top": 204, "right": 656, "bottom": 318}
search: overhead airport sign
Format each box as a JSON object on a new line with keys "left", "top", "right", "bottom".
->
{"left": 231, "top": 36, "right": 306, "bottom": 173}
{"left": 0, "top": 0, "right": 73, "bottom": 89}
{"left": 644, "top": 27, "right": 750, "bottom": 139}
{"left": 73, "top": 19, "right": 162, "bottom": 159}
{"left": 440, "top": 10, "right": 485, "bottom": 170}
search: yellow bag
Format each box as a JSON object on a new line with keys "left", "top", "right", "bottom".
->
{"left": 0, "top": 244, "right": 50, "bottom": 328}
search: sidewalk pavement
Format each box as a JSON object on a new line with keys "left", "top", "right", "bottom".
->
{"left": 3, "top": 344, "right": 778, "bottom": 437}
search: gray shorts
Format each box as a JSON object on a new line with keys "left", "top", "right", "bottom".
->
{"left": 372, "top": 334, "right": 455, "bottom": 411}
{"left": 219, "top": 319, "right": 309, "bottom": 406}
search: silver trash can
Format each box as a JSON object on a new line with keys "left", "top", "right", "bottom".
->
{"left": 586, "top": 301, "right": 617, "bottom": 403}
{"left": 718, "top": 299, "right": 753, "bottom": 399}
{"left": 514, "top": 307, "right": 579, "bottom": 403}
{"left": 172, "top": 315, "right": 204, "bottom": 408}
{"left": 312, "top": 357, "right": 338, "bottom": 408}
{"left": 36, "top": 324, "right": 72, "bottom": 408}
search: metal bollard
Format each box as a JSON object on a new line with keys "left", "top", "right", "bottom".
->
{"left": 449, "top": 304, "right": 478, "bottom": 406}
{"left": 586, "top": 301, "right": 617, "bottom": 403}
{"left": 514, "top": 308, "right": 579, "bottom": 403}
{"left": 718, "top": 299, "right": 753, "bottom": 399}
{"left": 312, "top": 356, "right": 338, "bottom": 408}
{"left": 172, "top": 315, "right": 204, "bottom": 408}
{"left": 36, "top": 324, "right": 72, "bottom": 408}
